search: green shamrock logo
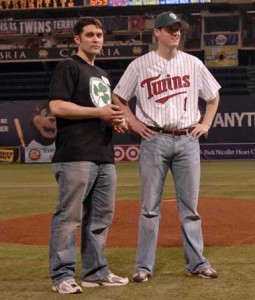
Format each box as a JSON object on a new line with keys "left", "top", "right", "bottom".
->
{"left": 93, "top": 82, "right": 110, "bottom": 104}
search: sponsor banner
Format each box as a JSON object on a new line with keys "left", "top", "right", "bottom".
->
{"left": 0, "top": 17, "right": 130, "bottom": 35}
{"left": 0, "top": 19, "right": 77, "bottom": 35}
{"left": 200, "top": 143, "right": 255, "bottom": 160}
{"left": 204, "top": 45, "right": 238, "bottom": 67}
{"left": 1, "top": 96, "right": 255, "bottom": 161}
{"left": 115, "top": 143, "right": 255, "bottom": 161}
{"left": 0, "top": 148, "right": 14, "bottom": 162}
{"left": 203, "top": 33, "right": 239, "bottom": 67}
{"left": 199, "top": 96, "right": 255, "bottom": 144}
{"left": 0, "top": 45, "right": 149, "bottom": 62}
{"left": 107, "top": 0, "right": 211, "bottom": 5}
{"left": 0, "top": 147, "right": 20, "bottom": 163}
{"left": 25, "top": 146, "right": 55, "bottom": 163}
{"left": 203, "top": 33, "right": 239, "bottom": 46}
{"left": 18, "top": 143, "right": 255, "bottom": 163}
{"left": 114, "top": 144, "right": 255, "bottom": 161}
{"left": 198, "top": 95, "right": 255, "bottom": 159}
{"left": 114, "top": 145, "right": 140, "bottom": 162}
{"left": 25, "top": 144, "right": 141, "bottom": 163}
{"left": 0, "top": 18, "right": 102, "bottom": 35}
{"left": 0, "top": 100, "right": 56, "bottom": 149}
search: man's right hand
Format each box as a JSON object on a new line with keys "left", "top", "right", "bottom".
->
{"left": 99, "top": 104, "right": 125, "bottom": 123}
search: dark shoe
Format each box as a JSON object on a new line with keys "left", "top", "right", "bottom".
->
{"left": 187, "top": 267, "right": 218, "bottom": 279}
{"left": 82, "top": 272, "right": 129, "bottom": 287}
{"left": 132, "top": 270, "right": 151, "bottom": 282}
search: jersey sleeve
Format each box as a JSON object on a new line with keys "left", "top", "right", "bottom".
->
{"left": 113, "top": 62, "right": 138, "bottom": 102}
{"left": 49, "top": 59, "right": 78, "bottom": 102}
{"left": 198, "top": 62, "right": 221, "bottom": 102}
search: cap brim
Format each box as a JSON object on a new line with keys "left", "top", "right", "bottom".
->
{"left": 160, "top": 20, "right": 188, "bottom": 31}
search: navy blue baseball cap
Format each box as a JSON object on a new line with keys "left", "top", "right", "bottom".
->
{"left": 154, "top": 12, "right": 182, "bottom": 29}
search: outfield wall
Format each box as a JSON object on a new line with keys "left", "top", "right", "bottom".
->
{"left": 0, "top": 95, "right": 255, "bottom": 162}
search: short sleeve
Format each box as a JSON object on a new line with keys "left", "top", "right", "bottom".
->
{"left": 199, "top": 63, "right": 221, "bottom": 102}
{"left": 49, "top": 59, "right": 78, "bottom": 102}
{"left": 113, "top": 62, "right": 138, "bottom": 102}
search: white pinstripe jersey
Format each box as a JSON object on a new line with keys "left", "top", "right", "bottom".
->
{"left": 113, "top": 50, "right": 221, "bottom": 130}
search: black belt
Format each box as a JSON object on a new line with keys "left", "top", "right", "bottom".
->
{"left": 148, "top": 126, "right": 194, "bottom": 136}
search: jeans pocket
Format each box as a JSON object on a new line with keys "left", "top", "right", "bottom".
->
{"left": 187, "top": 134, "right": 199, "bottom": 143}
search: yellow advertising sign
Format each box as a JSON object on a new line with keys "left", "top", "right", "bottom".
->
{"left": 203, "top": 32, "right": 239, "bottom": 67}
{"left": 204, "top": 45, "right": 239, "bottom": 67}
{"left": 0, "top": 148, "right": 14, "bottom": 162}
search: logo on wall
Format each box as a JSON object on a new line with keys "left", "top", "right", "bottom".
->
{"left": 114, "top": 145, "right": 140, "bottom": 162}
{"left": 132, "top": 46, "right": 143, "bottom": 55}
{"left": 28, "top": 148, "right": 41, "bottom": 161}
{"left": 215, "top": 34, "right": 228, "bottom": 46}
{"left": 39, "top": 49, "right": 49, "bottom": 58}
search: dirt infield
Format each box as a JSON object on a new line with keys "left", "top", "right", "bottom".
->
{"left": 0, "top": 197, "right": 255, "bottom": 247}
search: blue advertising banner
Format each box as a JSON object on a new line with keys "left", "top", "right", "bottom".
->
{"left": 199, "top": 96, "right": 255, "bottom": 144}
{"left": 200, "top": 143, "right": 255, "bottom": 160}
{"left": 1, "top": 95, "right": 255, "bottom": 161}
{"left": 0, "top": 100, "right": 56, "bottom": 148}
{"left": 0, "top": 100, "right": 56, "bottom": 163}
{"left": 203, "top": 33, "right": 239, "bottom": 46}
{"left": 198, "top": 95, "right": 255, "bottom": 159}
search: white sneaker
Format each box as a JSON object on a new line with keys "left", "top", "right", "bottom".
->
{"left": 82, "top": 272, "right": 129, "bottom": 287}
{"left": 132, "top": 270, "right": 151, "bottom": 282}
{"left": 187, "top": 267, "right": 218, "bottom": 279}
{"left": 52, "top": 278, "right": 83, "bottom": 294}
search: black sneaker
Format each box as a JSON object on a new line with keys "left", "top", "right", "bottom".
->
{"left": 187, "top": 267, "right": 218, "bottom": 279}
{"left": 132, "top": 270, "right": 151, "bottom": 282}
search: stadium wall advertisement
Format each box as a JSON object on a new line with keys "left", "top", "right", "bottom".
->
{"left": 0, "top": 96, "right": 255, "bottom": 163}
{"left": 0, "top": 45, "right": 150, "bottom": 62}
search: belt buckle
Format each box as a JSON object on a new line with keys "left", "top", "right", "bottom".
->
{"left": 186, "top": 127, "right": 193, "bottom": 135}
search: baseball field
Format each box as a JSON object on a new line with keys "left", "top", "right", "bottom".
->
{"left": 1, "top": 161, "right": 255, "bottom": 300}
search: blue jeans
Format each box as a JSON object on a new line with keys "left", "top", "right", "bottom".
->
{"left": 136, "top": 133, "right": 210, "bottom": 274}
{"left": 49, "top": 162, "right": 116, "bottom": 284}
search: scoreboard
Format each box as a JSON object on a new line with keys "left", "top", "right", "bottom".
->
{"left": 88, "top": 0, "right": 211, "bottom": 6}
{"left": 0, "top": 0, "right": 211, "bottom": 10}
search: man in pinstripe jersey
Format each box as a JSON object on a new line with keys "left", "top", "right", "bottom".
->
{"left": 113, "top": 11, "right": 220, "bottom": 281}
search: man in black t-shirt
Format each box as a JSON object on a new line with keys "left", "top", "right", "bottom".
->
{"left": 48, "top": 17, "right": 129, "bottom": 295}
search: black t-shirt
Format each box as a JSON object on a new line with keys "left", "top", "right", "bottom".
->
{"left": 49, "top": 55, "right": 114, "bottom": 163}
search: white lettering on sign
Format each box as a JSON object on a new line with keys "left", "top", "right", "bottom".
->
{"left": 213, "top": 112, "right": 255, "bottom": 127}
{"left": 19, "top": 20, "right": 52, "bottom": 34}
{"left": 99, "top": 48, "right": 120, "bottom": 57}
{"left": 0, "top": 51, "right": 27, "bottom": 60}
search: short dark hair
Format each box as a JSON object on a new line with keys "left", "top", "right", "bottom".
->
{"left": 74, "top": 17, "right": 104, "bottom": 35}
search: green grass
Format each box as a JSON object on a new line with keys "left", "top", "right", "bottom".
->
{"left": 199, "top": 161, "right": 255, "bottom": 199}
{"left": 1, "top": 161, "right": 255, "bottom": 220}
{"left": 0, "top": 245, "right": 255, "bottom": 300}
{"left": 0, "top": 161, "right": 255, "bottom": 299}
